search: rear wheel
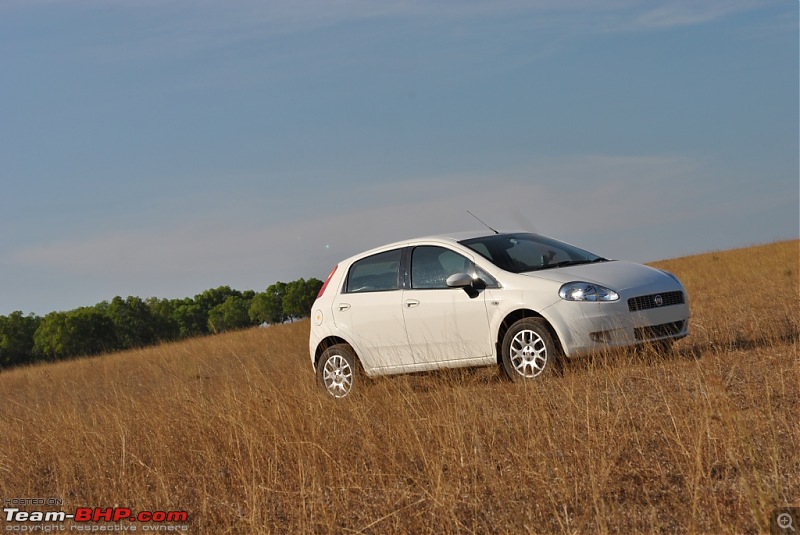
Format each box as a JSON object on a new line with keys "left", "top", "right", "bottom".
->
{"left": 500, "top": 318, "right": 561, "bottom": 380}
{"left": 316, "top": 344, "right": 359, "bottom": 399}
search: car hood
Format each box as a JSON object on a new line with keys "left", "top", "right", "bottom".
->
{"left": 520, "top": 261, "right": 676, "bottom": 293}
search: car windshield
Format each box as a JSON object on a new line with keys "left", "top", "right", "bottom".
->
{"left": 459, "top": 233, "right": 607, "bottom": 274}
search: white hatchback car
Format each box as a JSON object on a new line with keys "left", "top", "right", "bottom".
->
{"left": 309, "top": 231, "right": 689, "bottom": 398}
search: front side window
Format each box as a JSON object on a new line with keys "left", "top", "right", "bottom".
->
{"left": 346, "top": 249, "right": 402, "bottom": 293}
{"left": 411, "top": 246, "right": 473, "bottom": 289}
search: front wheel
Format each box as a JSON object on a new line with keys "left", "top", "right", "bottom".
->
{"left": 500, "top": 318, "right": 561, "bottom": 381}
{"left": 316, "top": 344, "right": 359, "bottom": 399}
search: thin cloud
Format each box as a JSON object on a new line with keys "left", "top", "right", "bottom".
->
{"left": 4, "top": 151, "right": 795, "bottom": 313}
{"left": 627, "top": 0, "right": 775, "bottom": 30}
{"left": 7, "top": 0, "right": 780, "bottom": 64}
{"left": 6, "top": 153, "right": 706, "bottom": 278}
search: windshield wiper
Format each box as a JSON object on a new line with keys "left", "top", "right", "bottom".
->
{"left": 551, "top": 259, "right": 593, "bottom": 268}
{"left": 540, "top": 258, "right": 609, "bottom": 270}
{"left": 518, "top": 257, "right": 611, "bottom": 273}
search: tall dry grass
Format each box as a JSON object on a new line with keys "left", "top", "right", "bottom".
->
{"left": 0, "top": 240, "right": 797, "bottom": 534}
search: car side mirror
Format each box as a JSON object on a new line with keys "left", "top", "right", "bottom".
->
{"left": 446, "top": 273, "right": 480, "bottom": 299}
{"left": 446, "top": 273, "right": 473, "bottom": 288}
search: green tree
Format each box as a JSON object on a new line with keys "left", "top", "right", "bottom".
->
{"left": 208, "top": 295, "right": 252, "bottom": 333}
{"left": 195, "top": 286, "right": 241, "bottom": 312}
{"left": 171, "top": 298, "right": 207, "bottom": 339}
{"left": 189, "top": 286, "right": 242, "bottom": 335}
{"left": 145, "top": 297, "right": 180, "bottom": 341}
{"left": 0, "top": 312, "right": 41, "bottom": 367}
{"left": 248, "top": 292, "right": 269, "bottom": 325}
{"left": 249, "top": 281, "right": 288, "bottom": 325}
{"left": 34, "top": 308, "right": 116, "bottom": 360}
{"left": 283, "top": 278, "right": 323, "bottom": 320}
{"left": 107, "top": 296, "right": 157, "bottom": 349}
{"left": 33, "top": 311, "right": 69, "bottom": 360}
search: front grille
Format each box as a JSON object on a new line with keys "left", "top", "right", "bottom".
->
{"left": 634, "top": 320, "right": 686, "bottom": 341}
{"left": 628, "top": 290, "right": 684, "bottom": 312}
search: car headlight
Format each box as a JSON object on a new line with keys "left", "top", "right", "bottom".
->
{"left": 559, "top": 282, "right": 619, "bottom": 302}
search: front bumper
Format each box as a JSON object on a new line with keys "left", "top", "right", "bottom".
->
{"left": 543, "top": 292, "right": 690, "bottom": 357}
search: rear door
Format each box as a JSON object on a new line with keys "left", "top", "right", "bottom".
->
{"left": 401, "top": 245, "right": 492, "bottom": 364}
{"left": 331, "top": 248, "right": 414, "bottom": 370}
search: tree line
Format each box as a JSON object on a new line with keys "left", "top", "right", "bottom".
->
{"left": 0, "top": 278, "right": 322, "bottom": 369}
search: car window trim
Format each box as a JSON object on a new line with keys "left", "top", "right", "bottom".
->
{"left": 343, "top": 248, "right": 404, "bottom": 294}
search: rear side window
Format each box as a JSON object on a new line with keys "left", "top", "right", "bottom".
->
{"left": 345, "top": 249, "right": 402, "bottom": 293}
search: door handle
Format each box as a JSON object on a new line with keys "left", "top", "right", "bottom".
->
{"left": 405, "top": 299, "right": 420, "bottom": 308}
{"left": 338, "top": 303, "right": 351, "bottom": 311}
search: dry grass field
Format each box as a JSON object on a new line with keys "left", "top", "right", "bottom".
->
{"left": 1, "top": 240, "right": 797, "bottom": 534}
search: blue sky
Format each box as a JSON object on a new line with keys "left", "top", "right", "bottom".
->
{"left": 1, "top": 0, "right": 797, "bottom": 315}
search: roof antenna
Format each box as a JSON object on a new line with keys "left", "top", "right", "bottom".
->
{"left": 466, "top": 210, "right": 499, "bottom": 234}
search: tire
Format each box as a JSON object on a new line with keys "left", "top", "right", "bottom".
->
{"left": 316, "top": 344, "right": 359, "bottom": 399}
{"left": 500, "top": 318, "right": 561, "bottom": 381}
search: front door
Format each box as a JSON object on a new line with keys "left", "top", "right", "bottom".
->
{"left": 402, "top": 246, "right": 492, "bottom": 363}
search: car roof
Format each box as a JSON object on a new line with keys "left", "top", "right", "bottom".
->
{"left": 410, "top": 229, "right": 533, "bottom": 242}
{"left": 420, "top": 229, "right": 505, "bottom": 241}
{"left": 344, "top": 229, "right": 525, "bottom": 262}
